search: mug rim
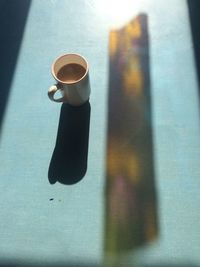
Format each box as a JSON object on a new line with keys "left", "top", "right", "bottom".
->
{"left": 51, "top": 53, "right": 89, "bottom": 85}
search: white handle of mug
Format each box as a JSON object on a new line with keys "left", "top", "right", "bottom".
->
{"left": 48, "top": 84, "right": 66, "bottom": 103}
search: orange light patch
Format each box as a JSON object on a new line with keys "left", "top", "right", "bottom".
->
{"left": 110, "top": 31, "right": 118, "bottom": 57}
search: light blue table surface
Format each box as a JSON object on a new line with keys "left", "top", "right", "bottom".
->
{"left": 0, "top": 0, "right": 200, "bottom": 266}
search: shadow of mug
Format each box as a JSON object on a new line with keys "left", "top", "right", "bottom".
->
{"left": 48, "top": 101, "right": 91, "bottom": 185}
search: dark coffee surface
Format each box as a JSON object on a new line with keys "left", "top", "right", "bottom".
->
{"left": 57, "top": 63, "right": 86, "bottom": 83}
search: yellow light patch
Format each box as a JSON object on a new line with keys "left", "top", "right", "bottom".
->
{"left": 123, "top": 63, "right": 143, "bottom": 95}
{"left": 126, "top": 19, "right": 141, "bottom": 39}
{"left": 107, "top": 140, "right": 140, "bottom": 184}
{"left": 110, "top": 31, "right": 118, "bottom": 57}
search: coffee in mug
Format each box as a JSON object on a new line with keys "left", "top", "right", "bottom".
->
{"left": 56, "top": 63, "right": 86, "bottom": 83}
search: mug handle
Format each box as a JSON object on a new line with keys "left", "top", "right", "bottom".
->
{"left": 48, "top": 84, "right": 65, "bottom": 103}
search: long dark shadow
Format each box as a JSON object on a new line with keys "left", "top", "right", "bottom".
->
{"left": 0, "top": 262, "right": 99, "bottom": 267}
{"left": 187, "top": 0, "right": 200, "bottom": 91}
{"left": 48, "top": 101, "right": 91, "bottom": 185}
{"left": 0, "top": 0, "right": 31, "bottom": 135}
{"left": 104, "top": 13, "right": 158, "bottom": 259}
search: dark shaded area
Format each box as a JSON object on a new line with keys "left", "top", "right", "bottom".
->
{"left": 0, "top": 0, "right": 31, "bottom": 134}
{"left": 104, "top": 14, "right": 158, "bottom": 254}
{"left": 188, "top": 0, "right": 200, "bottom": 90}
{"left": 48, "top": 101, "right": 91, "bottom": 185}
{"left": 0, "top": 263, "right": 99, "bottom": 267}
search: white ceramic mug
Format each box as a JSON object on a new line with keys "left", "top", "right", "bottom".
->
{"left": 48, "top": 53, "right": 90, "bottom": 106}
